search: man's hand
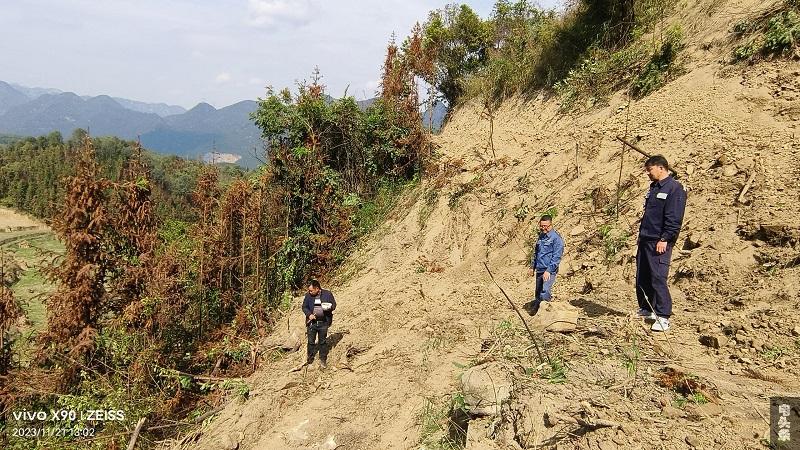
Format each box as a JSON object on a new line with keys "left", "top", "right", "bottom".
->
{"left": 527, "top": 268, "right": 534, "bottom": 277}
{"left": 656, "top": 241, "right": 667, "bottom": 254}
{"left": 542, "top": 271, "right": 551, "bottom": 282}
{"left": 308, "top": 314, "right": 316, "bottom": 321}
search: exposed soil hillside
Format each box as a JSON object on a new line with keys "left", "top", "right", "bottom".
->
{"left": 170, "top": 0, "right": 800, "bottom": 449}
{"left": 0, "top": 207, "right": 47, "bottom": 232}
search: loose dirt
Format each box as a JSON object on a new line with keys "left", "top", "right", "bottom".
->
{"left": 171, "top": 0, "right": 799, "bottom": 448}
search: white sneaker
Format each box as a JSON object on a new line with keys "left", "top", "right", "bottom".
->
{"left": 651, "top": 317, "right": 670, "bottom": 332}
{"left": 637, "top": 308, "right": 656, "bottom": 320}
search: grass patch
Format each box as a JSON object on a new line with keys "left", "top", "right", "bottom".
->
{"left": 621, "top": 339, "right": 641, "bottom": 377}
{"left": 555, "top": 23, "right": 685, "bottom": 108}
{"left": 1, "top": 231, "right": 62, "bottom": 330}
{"left": 732, "top": 3, "right": 800, "bottom": 63}
{"left": 13, "top": 269, "right": 49, "bottom": 328}
{"left": 418, "top": 395, "right": 468, "bottom": 450}
{"left": 350, "top": 178, "right": 417, "bottom": 238}
{"left": 630, "top": 25, "right": 685, "bottom": 98}
{"left": 599, "top": 224, "right": 631, "bottom": 262}
{"left": 673, "top": 392, "right": 709, "bottom": 408}
{"left": 448, "top": 176, "right": 482, "bottom": 209}
{"left": 556, "top": 41, "right": 651, "bottom": 109}
{"left": 540, "top": 356, "right": 568, "bottom": 384}
{"left": 418, "top": 188, "right": 439, "bottom": 230}
{"left": 497, "top": 319, "right": 514, "bottom": 332}
{"left": 761, "top": 346, "right": 786, "bottom": 361}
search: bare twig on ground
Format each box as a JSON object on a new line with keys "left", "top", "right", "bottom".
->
{"left": 126, "top": 417, "right": 147, "bottom": 450}
{"left": 483, "top": 262, "right": 550, "bottom": 365}
{"left": 615, "top": 136, "right": 651, "bottom": 159}
{"left": 72, "top": 405, "right": 225, "bottom": 446}
{"left": 616, "top": 99, "right": 631, "bottom": 220}
{"left": 548, "top": 412, "right": 622, "bottom": 430}
{"left": 737, "top": 166, "right": 758, "bottom": 204}
{"left": 748, "top": 398, "right": 771, "bottom": 427}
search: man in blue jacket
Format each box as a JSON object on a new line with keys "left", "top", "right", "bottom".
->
{"left": 301, "top": 279, "right": 336, "bottom": 368}
{"left": 636, "top": 155, "right": 686, "bottom": 332}
{"left": 528, "top": 215, "right": 564, "bottom": 313}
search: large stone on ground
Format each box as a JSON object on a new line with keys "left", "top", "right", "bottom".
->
{"left": 220, "top": 433, "right": 239, "bottom": 450}
{"left": 465, "top": 418, "right": 502, "bottom": 449}
{"left": 722, "top": 165, "right": 738, "bottom": 177}
{"left": 262, "top": 329, "right": 303, "bottom": 352}
{"left": 460, "top": 363, "right": 512, "bottom": 417}
{"left": 531, "top": 302, "right": 579, "bottom": 332}
{"left": 569, "top": 224, "right": 586, "bottom": 236}
{"left": 318, "top": 435, "right": 337, "bottom": 450}
{"left": 699, "top": 334, "right": 728, "bottom": 349}
{"left": 287, "top": 419, "right": 310, "bottom": 442}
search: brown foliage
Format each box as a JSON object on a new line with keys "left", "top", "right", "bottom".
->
{"left": 380, "top": 35, "right": 434, "bottom": 176}
{"left": 40, "top": 136, "right": 112, "bottom": 377}
{"left": 0, "top": 250, "right": 23, "bottom": 435}
{"left": 108, "top": 143, "right": 159, "bottom": 311}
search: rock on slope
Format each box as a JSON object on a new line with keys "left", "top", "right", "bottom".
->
{"left": 171, "top": 0, "right": 800, "bottom": 449}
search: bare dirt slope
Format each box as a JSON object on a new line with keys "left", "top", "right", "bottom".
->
{"left": 0, "top": 207, "right": 47, "bottom": 232}
{"left": 173, "top": 1, "right": 800, "bottom": 449}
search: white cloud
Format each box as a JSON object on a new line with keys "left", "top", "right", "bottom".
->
{"left": 248, "top": 77, "right": 265, "bottom": 85}
{"left": 215, "top": 72, "right": 232, "bottom": 83}
{"left": 246, "top": 0, "right": 313, "bottom": 28}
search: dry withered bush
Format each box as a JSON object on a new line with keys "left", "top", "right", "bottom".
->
{"left": 39, "top": 135, "right": 113, "bottom": 384}
{"left": 380, "top": 36, "right": 433, "bottom": 176}
{"left": 107, "top": 143, "right": 158, "bottom": 311}
{"left": 0, "top": 250, "right": 23, "bottom": 444}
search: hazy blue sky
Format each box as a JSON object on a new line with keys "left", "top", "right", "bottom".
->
{"left": 2, "top": 1, "right": 560, "bottom": 109}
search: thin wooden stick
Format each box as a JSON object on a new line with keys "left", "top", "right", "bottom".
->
{"left": 126, "top": 417, "right": 147, "bottom": 450}
{"left": 73, "top": 405, "right": 226, "bottom": 445}
{"left": 549, "top": 412, "right": 621, "bottom": 430}
{"left": 615, "top": 135, "right": 681, "bottom": 178}
{"left": 615, "top": 135, "right": 651, "bottom": 159}
{"left": 617, "top": 99, "right": 632, "bottom": 219}
{"left": 737, "top": 166, "right": 757, "bottom": 204}
{"left": 482, "top": 262, "right": 550, "bottom": 365}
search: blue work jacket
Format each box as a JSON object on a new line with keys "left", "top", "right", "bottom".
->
{"left": 532, "top": 229, "right": 564, "bottom": 273}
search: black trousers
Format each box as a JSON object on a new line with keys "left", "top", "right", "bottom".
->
{"left": 307, "top": 321, "right": 329, "bottom": 362}
{"left": 635, "top": 240, "right": 674, "bottom": 318}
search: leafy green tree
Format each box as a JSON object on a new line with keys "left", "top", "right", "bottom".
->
{"left": 422, "top": 4, "right": 492, "bottom": 107}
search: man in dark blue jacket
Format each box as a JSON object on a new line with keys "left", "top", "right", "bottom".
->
{"left": 636, "top": 155, "right": 686, "bottom": 332}
{"left": 301, "top": 279, "right": 336, "bottom": 368}
{"left": 528, "top": 215, "right": 564, "bottom": 313}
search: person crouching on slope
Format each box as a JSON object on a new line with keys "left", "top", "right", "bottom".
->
{"left": 302, "top": 279, "right": 336, "bottom": 369}
{"left": 528, "top": 215, "right": 564, "bottom": 314}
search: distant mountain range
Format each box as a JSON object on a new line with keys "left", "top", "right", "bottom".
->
{"left": 0, "top": 80, "right": 264, "bottom": 167}
{"left": 0, "top": 81, "right": 447, "bottom": 168}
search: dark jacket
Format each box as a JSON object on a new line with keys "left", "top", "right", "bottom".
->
{"left": 639, "top": 176, "right": 687, "bottom": 243}
{"left": 302, "top": 289, "right": 336, "bottom": 326}
{"left": 532, "top": 229, "right": 564, "bottom": 273}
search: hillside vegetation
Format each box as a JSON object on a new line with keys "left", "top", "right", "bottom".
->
{"left": 163, "top": 0, "right": 800, "bottom": 449}
{"left": 0, "top": 130, "right": 244, "bottom": 220}
{"left": 1, "top": 58, "right": 429, "bottom": 448}
{"left": 2, "top": 0, "right": 799, "bottom": 448}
